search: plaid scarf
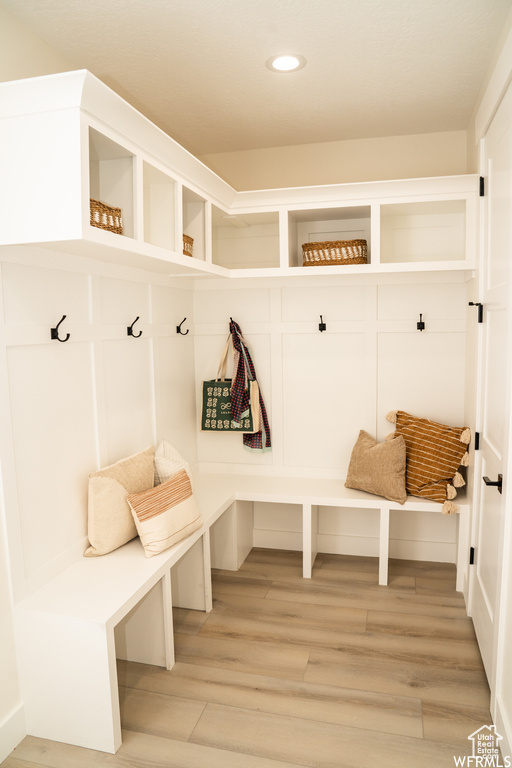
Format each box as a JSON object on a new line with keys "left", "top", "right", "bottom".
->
{"left": 229, "top": 319, "right": 271, "bottom": 452}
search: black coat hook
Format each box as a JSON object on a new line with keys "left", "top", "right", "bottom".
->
{"left": 176, "top": 318, "right": 189, "bottom": 335}
{"left": 127, "top": 317, "right": 142, "bottom": 338}
{"left": 50, "top": 315, "right": 70, "bottom": 343}
{"left": 319, "top": 315, "right": 326, "bottom": 332}
{"left": 417, "top": 314, "right": 425, "bottom": 332}
{"left": 469, "top": 301, "right": 484, "bottom": 323}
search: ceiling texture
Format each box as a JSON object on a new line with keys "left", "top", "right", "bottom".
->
{"left": 1, "top": 0, "right": 512, "bottom": 156}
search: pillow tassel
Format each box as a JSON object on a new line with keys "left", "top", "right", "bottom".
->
{"left": 460, "top": 428, "right": 471, "bottom": 445}
{"left": 460, "top": 451, "right": 470, "bottom": 467}
{"left": 386, "top": 411, "right": 398, "bottom": 424}
{"left": 446, "top": 484, "right": 457, "bottom": 500}
{"left": 452, "top": 471, "right": 466, "bottom": 488}
{"left": 443, "top": 500, "right": 458, "bottom": 515}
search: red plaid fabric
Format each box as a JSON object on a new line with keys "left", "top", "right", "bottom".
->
{"left": 229, "top": 319, "right": 271, "bottom": 452}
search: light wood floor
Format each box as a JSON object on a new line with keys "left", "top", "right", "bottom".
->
{"left": 3, "top": 549, "right": 491, "bottom": 768}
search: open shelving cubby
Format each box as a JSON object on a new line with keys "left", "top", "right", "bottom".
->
{"left": 288, "top": 206, "right": 372, "bottom": 268}
{"left": 142, "top": 161, "right": 177, "bottom": 252}
{"left": 182, "top": 186, "right": 207, "bottom": 263}
{"left": 212, "top": 206, "right": 281, "bottom": 269}
{"left": 379, "top": 200, "right": 466, "bottom": 264}
{"left": 88, "top": 128, "right": 135, "bottom": 240}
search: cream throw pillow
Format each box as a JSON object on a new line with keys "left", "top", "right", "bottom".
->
{"left": 84, "top": 446, "right": 155, "bottom": 557}
{"left": 127, "top": 468, "right": 202, "bottom": 557}
{"left": 345, "top": 430, "right": 407, "bottom": 504}
{"left": 154, "top": 439, "right": 191, "bottom": 485}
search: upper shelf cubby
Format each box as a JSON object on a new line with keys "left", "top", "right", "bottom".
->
{"left": 143, "top": 161, "right": 177, "bottom": 251}
{"left": 182, "top": 186, "right": 207, "bottom": 263}
{"left": 212, "top": 207, "right": 280, "bottom": 269}
{"left": 88, "top": 128, "right": 135, "bottom": 240}
{"left": 0, "top": 70, "right": 478, "bottom": 279}
{"left": 288, "top": 206, "right": 371, "bottom": 268}
{"left": 379, "top": 200, "right": 466, "bottom": 264}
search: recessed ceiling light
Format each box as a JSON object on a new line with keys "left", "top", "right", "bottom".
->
{"left": 266, "top": 54, "right": 307, "bottom": 72}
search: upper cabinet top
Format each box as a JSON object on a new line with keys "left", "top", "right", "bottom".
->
{"left": 0, "top": 70, "right": 478, "bottom": 279}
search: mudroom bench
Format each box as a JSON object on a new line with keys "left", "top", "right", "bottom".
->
{"left": 14, "top": 471, "right": 469, "bottom": 754}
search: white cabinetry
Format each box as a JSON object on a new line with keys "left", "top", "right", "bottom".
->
{"left": 0, "top": 70, "right": 477, "bottom": 280}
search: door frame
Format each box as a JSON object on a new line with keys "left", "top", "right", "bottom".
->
{"left": 469, "top": 82, "right": 512, "bottom": 747}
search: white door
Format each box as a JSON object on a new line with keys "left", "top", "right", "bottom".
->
{"left": 471, "top": 82, "right": 512, "bottom": 699}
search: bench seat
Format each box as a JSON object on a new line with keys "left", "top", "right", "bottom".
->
{"left": 14, "top": 471, "right": 469, "bottom": 754}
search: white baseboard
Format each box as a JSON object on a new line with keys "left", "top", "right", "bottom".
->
{"left": 0, "top": 703, "right": 25, "bottom": 763}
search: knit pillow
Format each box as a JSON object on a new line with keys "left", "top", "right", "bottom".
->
{"left": 345, "top": 430, "right": 407, "bottom": 504}
{"left": 127, "top": 468, "right": 202, "bottom": 557}
{"left": 386, "top": 411, "right": 470, "bottom": 514}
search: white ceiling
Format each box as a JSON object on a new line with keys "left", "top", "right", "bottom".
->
{"left": 2, "top": 0, "right": 512, "bottom": 156}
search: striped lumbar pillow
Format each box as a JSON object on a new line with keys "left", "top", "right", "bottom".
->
{"left": 126, "top": 468, "right": 202, "bottom": 557}
{"left": 386, "top": 411, "right": 470, "bottom": 514}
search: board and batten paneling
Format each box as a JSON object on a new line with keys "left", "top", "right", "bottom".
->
{"left": 1, "top": 260, "right": 97, "bottom": 597}
{"left": 0, "top": 252, "right": 196, "bottom": 601}
{"left": 98, "top": 276, "right": 155, "bottom": 460}
{"left": 282, "top": 332, "right": 374, "bottom": 471}
{"left": 195, "top": 276, "right": 467, "bottom": 563}
{"left": 194, "top": 286, "right": 273, "bottom": 467}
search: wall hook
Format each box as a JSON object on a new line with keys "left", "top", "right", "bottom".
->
{"left": 417, "top": 313, "right": 425, "bottom": 332}
{"left": 127, "top": 317, "right": 142, "bottom": 338}
{"left": 319, "top": 315, "right": 326, "bottom": 332}
{"left": 176, "top": 317, "right": 189, "bottom": 335}
{"left": 469, "top": 301, "right": 484, "bottom": 323}
{"left": 50, "top": 315, "right": 70, "bottom": 343}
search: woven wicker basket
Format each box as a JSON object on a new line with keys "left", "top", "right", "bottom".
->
{"left": 302, "top": 238, "right": 367, "bottom": 266}
{"left": 90, "top": 199, "right": 123, "bottom": 235}
{"left": 183, "top": 234, "right": 194, "bottom": 257}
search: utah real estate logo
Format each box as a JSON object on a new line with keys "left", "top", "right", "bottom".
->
{"left": 454, "top": 725, "right": 511, "bottom": 767}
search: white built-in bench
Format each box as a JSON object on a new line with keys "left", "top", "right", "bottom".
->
{"left": 14, "top": 472, "right": 469, "bottom": 754}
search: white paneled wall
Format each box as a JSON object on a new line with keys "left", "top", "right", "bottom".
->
{"left": 195, "top": 274, "right": 467, "bottom": 562}
{"left": 0, "top": 248, "right": 195, "bottom": 602}
{"left": 0, "top": 254, "right": 469, "bottom": 610}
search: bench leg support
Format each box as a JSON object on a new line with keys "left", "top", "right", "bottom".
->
{"left": 379, "top": 508, "right": 390, "bottom": 586}
{"left": 302, "top": 503, "right": 318, "bottom": 578}
{"left": 162, "top": 570, "right": 175, "bottom": 669}
{"left": 16, "top": 610, "right": 122, "bottom": 753}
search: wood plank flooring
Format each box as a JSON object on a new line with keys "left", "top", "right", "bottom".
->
{"left": 3, "top": 549, "right": 491, "bottom": 768}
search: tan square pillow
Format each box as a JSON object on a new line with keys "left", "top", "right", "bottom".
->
{"left": 386, "top": 410, "right": 470, "bottom": 513}
{"left": 84, "top": 446, "right": 155, "bottom": 557}
{"left": 127, "top": 468, "right": 202, "bottom": 557}
{"left": 345, "top": 430, "right": 407, "bottom": 504}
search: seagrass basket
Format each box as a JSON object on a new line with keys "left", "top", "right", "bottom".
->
{"left": 183, "top": 234, "right": 194, "bottom": 257}
{"left": 302, "top": 238, "right": 368, "bottom": 266}
{"left": 90, "top": 199, "right": 123, "bottom": 235}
